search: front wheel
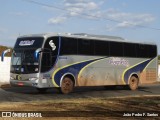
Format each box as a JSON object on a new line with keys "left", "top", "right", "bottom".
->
{"left": 60, "top": 77, "right": 74, "bottom": 94}
{"left": 129, "top": 76, "right": 139, "bottom": 90}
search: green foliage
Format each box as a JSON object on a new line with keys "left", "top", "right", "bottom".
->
{"left": 0, "top": 46, "right": 13, "bottom": 57}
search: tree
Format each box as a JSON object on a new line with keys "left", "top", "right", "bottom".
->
{"left": 0, "top": 46, "right": 12, "bottom": 57}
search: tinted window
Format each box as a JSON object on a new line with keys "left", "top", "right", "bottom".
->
{"left": 136, "top": 44, "right": 157, "bottom": 58}
{"left": 78, "top": 39, "right": 94, "bottom": 55}
{"left": 124, "top": 43, "right": 137, "bottom": 57}
{"left": 42, "top": 51, "right": 52, "bottom": 66}
{"left": 148, "top": 45, "right": 157, "bottom": 58}
{"left": 136, "top": 44, "right": 149, "bottom": 58}
{"left": 43, "top": 37, "right": 59, "bottom": 56}
{"left": 14, "top": 37, "right": 44, "bottom": 49}
{"left": 94, "top": 40, "right": 109, "bottom": 56}
{"left": 41, "top": 37, "right": 59, "bottom": 72}
{"left": 109, "top": 42, "right": 123, "bottom": 56}
{"left": 60, "top": 37, "right": 77, "bottom": 55}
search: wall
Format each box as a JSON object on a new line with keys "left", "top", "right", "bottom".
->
{"left": 0, "top": 57, "right": 11, "bottom": 85}
{"left": 158, "top": 65, "right": 160, "bottom": 81}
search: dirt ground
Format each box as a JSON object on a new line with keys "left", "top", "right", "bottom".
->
{"left": 0, "top": 96, "right": 159, "bottom": 120}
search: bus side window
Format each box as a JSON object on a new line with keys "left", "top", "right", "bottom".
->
{"left": 94, "top": 40, "right": 109, "bottom": 56}
{"left": 109, "top": 41, "right": 124, "bottom": 57}
{"left": 60, "top": 37, "right": 77, "bottom": 55}
{"left": 136, "top": 44, "right": 149, "bottom": 58}
{"left": 149, "top": 45, "right": 157, "bottom": 58}
{"left": 124, "top": 43, "right": 137, "bottom": 57}
{"left": 78, "top": 39, "right": 92, "bottom": 55}
{"left": 149, "top": 45, "right": 156, "bottom": 58}
{"left": 41, "top": 36, "right": 59, "bottom": 72}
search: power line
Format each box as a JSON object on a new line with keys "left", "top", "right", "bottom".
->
{"left": 21, "top": 0, "right": 160, "bottom": 31}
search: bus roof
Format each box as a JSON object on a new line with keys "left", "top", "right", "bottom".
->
{"left": 18, "top": 33, "right": 156, "bottom": 45}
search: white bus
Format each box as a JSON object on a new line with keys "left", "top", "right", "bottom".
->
{"left": 1, "top": 33, "right": 158, "bottom": 94}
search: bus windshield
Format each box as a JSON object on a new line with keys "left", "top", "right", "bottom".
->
{"left": 11, "top": 37, "right": 44, "bottom": 74}
{"left": 11, "top": 49, "right": 40, "bottom": 74}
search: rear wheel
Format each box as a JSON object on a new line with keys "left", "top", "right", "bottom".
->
{"left": 129, "top": 76, "right": 139, "bottom": 90}
{"left": 60, "top": 77, "right": 74, "bottom": 94}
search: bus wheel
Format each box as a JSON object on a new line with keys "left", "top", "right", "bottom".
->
{"left": 129, "top": 76, "right": 139, "bottom": 90}
{"left": 60, "top": 77, "right": 74, "bottom": 94}
{"left": 37, "top": 88, "right": 48, "bottom": 93}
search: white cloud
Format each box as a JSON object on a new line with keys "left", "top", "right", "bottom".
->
{"left": 64, "top": 0, "right": 90, "bottom": 4}
{"left": 47, "top": 1, "right": 155, "bottom": 29}
{"left": 64, "top": 0, "right": 99, "bottom": 17}
{"left": 47, "top": 0, "right": 99, "bottom": 24}
{"left": 48, "top": 16, "right": 67, "bottom": 24}
{"left": 100, "top": 9, "right": 155, "bottom": 30}
{"left": 117, "top": 21, "right": 135, "bottom": 28}
{"left": 10, "top": 12, "right": 28, "bottom": 16}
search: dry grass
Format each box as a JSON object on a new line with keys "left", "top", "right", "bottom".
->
{"left": 0, "top": 46, "right": 12, "bottom": 57}
{"left": 0, "top": 96, "right": 159, "bottom": 120}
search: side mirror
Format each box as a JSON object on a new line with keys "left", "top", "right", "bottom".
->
{"left": 34, "top": 48, "right": 42, "bottom": 60}
{"left": 1, "top": 49, "right": 11, "bottom": 62}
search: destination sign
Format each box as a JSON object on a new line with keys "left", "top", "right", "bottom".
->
{"left": 19, "top": 40, "right": 35, "bottom": 46}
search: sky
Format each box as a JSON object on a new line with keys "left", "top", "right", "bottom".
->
{"left": 0, "top": 0, "right": 160, "bottom": 53}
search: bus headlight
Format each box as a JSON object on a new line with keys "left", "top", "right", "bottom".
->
{"left": 10, "top": 77, "right": 14, "bottom": 80}
{"left": 29, "top": 77, "right": 38, "bottom": 81}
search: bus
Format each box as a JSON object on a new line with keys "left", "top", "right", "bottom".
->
{"left": 1, "top": 33, "right": 158, "bottom": 94}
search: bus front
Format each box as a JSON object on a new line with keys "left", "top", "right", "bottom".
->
{"left": 10, "top": 36, "right": 44, "bottom": 88}
{"left": 10, "top": 35, "right": 59, "bottom": 90}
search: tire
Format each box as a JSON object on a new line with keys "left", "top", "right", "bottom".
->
{"left": 60, "top": 77, "right": 74, "bottom": 94}
{"left": 129, "top": 76, "right": 139, "bottom": 90}
{"left": 37, "top": 88, "right": 48, "bottom": 93}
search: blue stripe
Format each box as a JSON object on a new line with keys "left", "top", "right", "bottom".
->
{"left": 124, "top": 58, "right": 153, "bottom": 84}
{"left": 54, "top": 57, "right": 106, "bottom": 86}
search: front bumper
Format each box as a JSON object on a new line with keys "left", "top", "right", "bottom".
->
{"left": 10, "top": 79, "right": 38, "bottom": 87}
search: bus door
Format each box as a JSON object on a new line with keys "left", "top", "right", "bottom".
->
{"left": 41, "top": 49, "right": 53, "bottom": 72}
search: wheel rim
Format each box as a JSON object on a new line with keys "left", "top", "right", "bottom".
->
{"left": 61, "top": 78, "right": 74, "bottom": 94}
{"left": 130, "top": 77, "right": 138, "bottom": 90}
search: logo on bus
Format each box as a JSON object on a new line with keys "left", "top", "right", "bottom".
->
{"left": 49, "top": 40, "right": 56, "bottom": 51}
{"left": 19, "top": 40, "right": 35, "bottom": 46}
{"left": 17, "top": 75, "right": 22, "bottom": 80}
{"left": 109, "top": 57, "right": 129, "bottom": 67}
